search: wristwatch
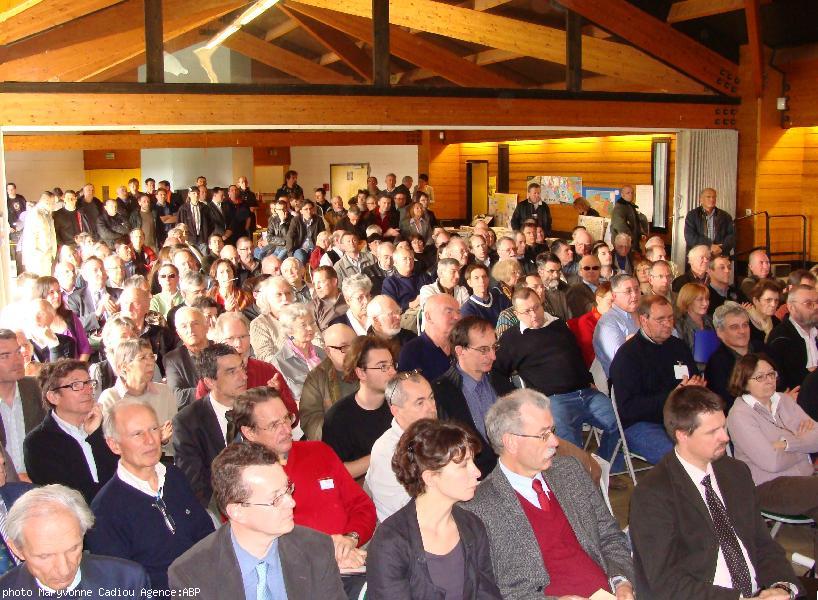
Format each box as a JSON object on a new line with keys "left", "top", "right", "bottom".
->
{"left": 768, "top": 581, "right": 797, "bottom": 600}
{"left": 343, "top": 531, "right": 360, "bottom": 544}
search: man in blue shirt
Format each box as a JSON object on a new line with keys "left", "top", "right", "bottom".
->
{"left": 398, "top": 293, "right": 461, "bottom": 381}
{"left": 169, "top": 442, "right": 345, "bottom": 599}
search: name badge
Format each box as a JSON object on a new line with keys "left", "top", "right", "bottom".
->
{"left": 319, "top": 478, "right": 335, "bottom": 490}
{"left": 674, "top": 363, "right": 690, "bottom": 380}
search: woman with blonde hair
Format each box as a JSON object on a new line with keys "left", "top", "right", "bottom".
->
{"left": 272, "top": 303, "right": 326, "bottom": 401}
{"left": 491, "top": 258, "right": 524, "bottom": 301}
{"left": 675, "top": 283, "right": 714, "bottom": 358}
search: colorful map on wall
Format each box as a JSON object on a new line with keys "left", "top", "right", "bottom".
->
{"left": 488, "top": 193, "right": 518, "bottom": 228}
{"left": 527, "top": 176, "right": 583, "bottom": 205}
{"left": 582, "top": 187, "right": 619, "bottom": 218}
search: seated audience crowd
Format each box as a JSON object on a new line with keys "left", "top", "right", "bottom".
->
{"left": 0, "top": 175, "right": 810, "bottom": 599}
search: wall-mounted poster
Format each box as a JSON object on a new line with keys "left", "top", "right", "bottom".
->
{"left": 579, "top": 215, "right": 612, "bottom": 245}
{"left": 527, "top": 176, "right": 583, "bottom": 205}
{"left": 488, "top": 192, "right": 518, "bottom": 228}
{"left": 582, "top": 187, "right": 618, "bottom": 218}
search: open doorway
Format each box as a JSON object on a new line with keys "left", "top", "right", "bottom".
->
{"left": 465, "top": 160, "right": 489, "bottom": 224}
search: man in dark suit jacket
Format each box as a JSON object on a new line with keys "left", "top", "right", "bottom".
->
{"left": 169, "top": 442, "right": 345, "bottom": 599}
{"left": 24, "top": 360, "right": 117, "bottom": 504}
{"left": 173, "top": 344, "right": 246, "bottom": 507}
{"left": 566, "top": 254, "right": 602, "bottom": 318}
{"left": 165, "top": 307, "right": 210, "bottom": 409}
{"left": 683, "top": 188, "right": 736, "bottom": 257}
{"left": 630, "top": 386, "right": 801, "bottom": 600}
{"left": 52, "top": 190, "right": 92, "bottom": 246}
{"left": 286, "top": 200, "right": 325, "bottom": 264}
{"left": 65, "top": 257, "right": 121, "bottom": 335}
{"left": 176, "top": 188, "right": 213, "bottom": 251}
{"left": 0, "top": 484, "right": 149, "bottom": 596}
{"left": 767, "top": 284, "right": 818, "bottom": 390}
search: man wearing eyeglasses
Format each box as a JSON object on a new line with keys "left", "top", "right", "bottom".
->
{"left": 0, "top": 330, "right": 45, "bottom": 479}
{"left": 87, "top": 399, "right": 214, "bottom": 590}
{"left": 464, "top": 388, "right": 634, "bottom": 600}
{"left": 566, "top": 254, "right": 603, "bottom": 318}
{"left": 322, "top": 337, "right": 396, "bottom": 479}
{"left": 300, "top": 324, "right": 359, "bottom": 441}
{"left": 24, "top": 359, "right": 118, "bottom": 503}
{"left": 235, "top": 387, "right": 374, "bottom": 596}
{"left": 610, "top": 295, "right": 702, "bottom": 465}
{"left": 768, "top": 284, "right": 818, "bottom": 390}
{"left": 493, "top": 288, "right": 621, "bottom": 467}
{"left": 593, "top": 273, "right": 641, "bottom": 377}
{"left": 169, "top": 443, "right": 346, "bottom": 599}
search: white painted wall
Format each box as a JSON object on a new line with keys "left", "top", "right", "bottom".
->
{"left": 141, "top": 147, "right": 248, "bottom": 191}
{"left": 289, "top": 145, "right": 419, "bottom": 196}
{"left": 137, "top": 42, "right": 250, "bottom": 84}
{"left": 4, "top": 150, "right": 85, "bottom": 201}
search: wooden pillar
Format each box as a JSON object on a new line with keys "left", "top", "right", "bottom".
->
{"left": 566, "top": 10, "right": 582, "bottom": 92}
{"left": 372, "top": 0, "right": 390, "bottom": 87}
{"left": 0, "top": 130, "right": 12, "bottom": 307}
{"left": 144, "top": 0, "right": 164, "bottom": 84}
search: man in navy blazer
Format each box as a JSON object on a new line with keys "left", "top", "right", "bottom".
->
{"left": 0, "top": 484, "right": 148, "bottom": 597}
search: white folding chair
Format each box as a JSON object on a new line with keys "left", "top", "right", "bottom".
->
{"left": 609, "top": 387, "right": 653, "bottom": 485}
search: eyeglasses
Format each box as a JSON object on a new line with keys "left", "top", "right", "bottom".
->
{"left": 467, "top": 343, "right": 500, "bottom": 355}
{"left": 510, "top": 425, "right": 557, "bottom": 442}
{"left": 240, "top": 481, "right": 295, "bottom": 508}
{"left": 223, "top": 334, "right": 250, "bottom": 345}
{"left": 614, "top": 287, "right": 640, "bottom": 296}
{"left": 52, "top": 379, "right": 98, "bottom": 392}
{"left": 750, "top": 370, "right": 778, "bottom": 383}
{"left": 386, "top": 370, "right": 421, "bottom": 405}
{"left": 515, "top": 306, "right": 540, "bottom": 316}
{"left": 152, "top": 493, "right": 176, "bottom": 534}
{"left": 363, "top": 362, "right": 396, "bottom": 373}
{"left": 134, "top": 353, "right": 157, "bottom": 363}
{"left": 581, "top": 266, "right": 601, "bottom": 271}
{"left": 327, "top": 343, "right": 351, "bottom": 354}
{"left": 0, "top": 346, "right": 24, "bottom": 361}
{"left": 159, "top": 273, "right": 177, "bottom": 279}
{"left": 254, "top": 413, "right": 295, "bottom": 432}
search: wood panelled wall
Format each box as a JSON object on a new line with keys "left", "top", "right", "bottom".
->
{"left": 429, "top": 134, "right": 676, "bottom": 233}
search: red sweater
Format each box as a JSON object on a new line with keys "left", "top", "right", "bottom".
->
{"left": 516, "top": 491, "right": 609, "bottom": 597}
{"left": 194, "top": 358, "right": 299, "bottom": 422}
{"left": 567, "top": 308, "right": 601, "bottom": 368}
{"left": 283, "top": 441, "right": 376, "bottom": 545}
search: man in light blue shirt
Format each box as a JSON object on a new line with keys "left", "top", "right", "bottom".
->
{"left": 593, "top": 274, "right": 640, "bottom": 376}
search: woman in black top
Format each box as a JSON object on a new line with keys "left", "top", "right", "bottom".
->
{"left": 367, "top": 419, "right": 501, "bottom": 600}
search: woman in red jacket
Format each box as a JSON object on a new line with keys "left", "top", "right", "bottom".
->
{"left": 567, "top": 282, "right": 612, "bottom": 368}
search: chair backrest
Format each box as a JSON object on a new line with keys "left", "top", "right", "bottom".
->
{"left": 590, "top": 358, "right": 609, "bottom": 395}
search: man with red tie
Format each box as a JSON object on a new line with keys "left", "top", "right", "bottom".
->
{"left": 464, "top": 388, "right": 635, "bottom": 599}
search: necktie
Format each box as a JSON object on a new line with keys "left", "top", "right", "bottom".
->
{"left": 701, "top": 475, "right": 753, "bottom": 597}
{"left": 75, "top": 212, "right": 84, "bottom": 233}
{"left": 255, "top": 561, "right": 272, "bottom": 600}
{"left": 225, "top": 410, "right": 237, "bottom": 445}
{"left": 532, "top": 478, "right": 550, "bottom": 512}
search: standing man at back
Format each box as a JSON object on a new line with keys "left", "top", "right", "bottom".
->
{"left": 684, "top": 188, "right": 735, "bottom": 258}
{"left": 630, "top": 386, "right": 800, "bottom": 599}
{"left": 610, "top": 184, "right": 645, "bottom": 254}
{"left": 511, "top": 182, "right": 552, "bottom": 235}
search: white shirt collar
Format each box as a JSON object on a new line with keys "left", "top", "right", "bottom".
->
{"left": 117, "top": 461, "right": 166, "bottom": 497}
{"left": 37, "top": 568, "right": 82, "bottom": 594}
{"left": 674, "top": 449, "right": 714, "bottom": 486}
{"left": 519, "top": 312, "right": 558, "bottom": 333}
{"left": 741, "top": 392, "right": 781, "bottom": 417}
{"left": 498, "top": 458, "right": 550, "bottom": 507}
{"left": 209, "top": 395, "right": 231, "bottom": 441}
{"left": 52, "top": 411, "right": 87, "bottom": 439}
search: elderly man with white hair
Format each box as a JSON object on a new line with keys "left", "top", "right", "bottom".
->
{"left": 418, "top": 257, "right": 469, "bottom": 308}
{"left": 280, "top": 256, "right": 312, "bottom": 303}
{"left": 249, "top": 276, "right": 294, "bottom": 364}
{"left": 0, "top": 484, "right": 149, "bottom": 594}
{"left": 366, "top": 294, "right": 417, "bottom": 351}
{"left": 86, "top": 399, "right": 213, "bottom": 590}
{"left": 330, "top": 273, "right": 372, "bottom": 335}
{"left": 463, "top": 389, "right": 634, "bottom": 600}
{"left": 672, "top": 244, "right": 712, "bottom": 293}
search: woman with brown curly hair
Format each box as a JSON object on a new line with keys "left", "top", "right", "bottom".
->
{"left": 206, "top": 258, "right": 252, "bottom": 312}
{"left": 367, "top": 419, "right": 501, "bottom": 599}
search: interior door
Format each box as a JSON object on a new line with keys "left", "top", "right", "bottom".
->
{"left": 330, "top": 164, "right": 370, "bottom": 203}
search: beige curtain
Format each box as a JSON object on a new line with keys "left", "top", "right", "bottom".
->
{"left": 672, "top": 129, "right": 739, "bottom": 269}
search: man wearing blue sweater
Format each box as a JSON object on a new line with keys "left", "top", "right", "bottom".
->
{"left": 87, "top": 398, "right": 214, "bottom": 590}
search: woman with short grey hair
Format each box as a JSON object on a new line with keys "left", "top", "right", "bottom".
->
{"left": 340, "top": 274, "right": 373, "bottom": 335}
{"left": 273, "top": 303, "right": 326, "bottom": 401}
{"left": 97, "top": 338, "right": 176, "bottom": 455}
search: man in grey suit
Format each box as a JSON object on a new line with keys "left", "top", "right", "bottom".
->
{"left": 464, "top": 389, "right": 634, "bottom": 600}
{"left": 169, "top": 442, "right": 345, "bottom": 600}
{"left": 0, "top": 330, "right": 45, "bottom": 476}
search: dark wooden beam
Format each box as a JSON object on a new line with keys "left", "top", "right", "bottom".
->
{"left": 372, "top": 0, "right": 389, "bottom": 87}
{"left": 744, "top": 0, "right": 764, "bottom": 98}
{"left": 566, "top": 10, "right": 582, "bottom": 92}
{"left": 144, "top": 0, "right": 164, "bottom": 83}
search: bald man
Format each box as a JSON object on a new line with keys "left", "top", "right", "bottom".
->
{"left": 397, "top": 294, "right": 461, "bottom": 381}
{"left": 300, "top": 324, "right": 360, "bottom": 440}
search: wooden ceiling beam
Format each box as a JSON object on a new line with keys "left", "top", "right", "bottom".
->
{"left": 667, "top": 0, "right": 770, "bottom": 24}
{"left": 744, "top": 0, "right": 763, "bottom": 98}
{"left": 0, "top": 89, "right": 737, "bottom": 129}
{"left": 555, "top": 0, "right": 738, "bottom": 95}
{"left": 279, "top": 4, "right": 372, "bottom": 81}
{"left": 401, "top": 49, "right": 519, "bottom": 83}
{"left": 263, "top": 16, "right": 299, "bottom": 41}
{"left": 0, "top": 0, "right": 122, "bottom": 45}
{"left": 3, "top": 130, "right": 422, "bottom": 150}
{"left": 0, "top": 0, "right": 249, "bottom": 82}
{"left": 284, "top": 1, "right": 521, "bottom": 88}
{"left": 224, "top": 30, "right": 358, "bottom": 84}
{"left": 283, "top": 0, "right": 706, "bottom": 93}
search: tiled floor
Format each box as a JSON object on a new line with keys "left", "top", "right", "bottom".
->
{"left": 609, "top": 470, "right": 817, "bottom": 577}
